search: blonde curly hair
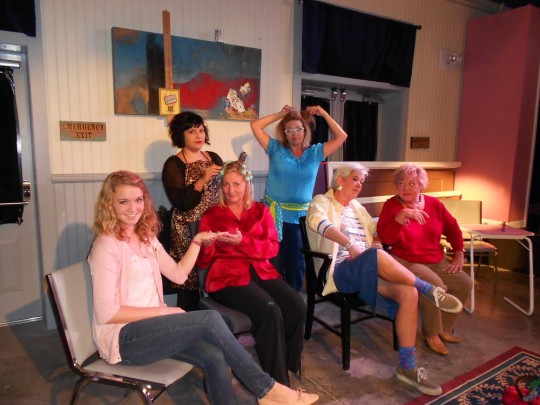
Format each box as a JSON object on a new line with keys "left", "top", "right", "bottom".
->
{"left": 93, "top": 171, "right": 160, "bottom": 243}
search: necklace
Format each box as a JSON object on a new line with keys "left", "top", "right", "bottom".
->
{"left": 181, "top": 149, "right": 211, "bottom": 164}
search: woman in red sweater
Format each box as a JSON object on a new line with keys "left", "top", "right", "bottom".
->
{"left": 378, "top": 163, "right": 472, "bottom": 356}
{"left": 196, "top": 160, "right": 306, "bottom": 387}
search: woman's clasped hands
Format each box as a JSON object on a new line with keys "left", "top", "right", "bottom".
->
{"left": 216, "top": 229, "right": 242, "bottom": 245}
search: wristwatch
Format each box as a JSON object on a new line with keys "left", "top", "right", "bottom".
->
{"left": 344, "top": 239, "right": 354, "bottom": 250}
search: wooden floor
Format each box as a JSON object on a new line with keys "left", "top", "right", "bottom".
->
{"left": 0, "top": 266, "right": 538, "bottom": 404}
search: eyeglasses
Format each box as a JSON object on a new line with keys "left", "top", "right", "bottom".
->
{"left": 397, "top": 181, "right": 419, "bottom": 189}
{"left": 284, "top": 127, "right": 305, "bottom": 135}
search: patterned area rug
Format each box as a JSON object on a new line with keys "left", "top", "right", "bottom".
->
{"left": 406, "top": 346, "right": 540, "bottom": 405}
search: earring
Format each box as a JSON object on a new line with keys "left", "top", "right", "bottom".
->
{"left": 337, "top": 185, "right": 342, "bottom": 191}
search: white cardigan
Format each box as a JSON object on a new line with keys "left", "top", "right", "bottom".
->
{"left": 306, "top": 189, "right": 377, "bottom": 296}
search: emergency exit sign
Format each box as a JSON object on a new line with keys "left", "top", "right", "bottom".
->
{"left": 60, "top": 121, "right": 106, "bottom": 141}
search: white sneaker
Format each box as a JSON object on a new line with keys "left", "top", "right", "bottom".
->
{"left": 425, "top": 286, "right": 463, "bottom": 313}
{"left": 396, "top": 366, "right": 442, "bottom": 396}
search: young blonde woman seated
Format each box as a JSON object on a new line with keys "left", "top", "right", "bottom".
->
{"left": 88, "top": 170, "right": 319, "bottom": 405}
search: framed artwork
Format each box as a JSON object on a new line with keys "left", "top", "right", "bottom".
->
{"left": 112, "top": 27, "right": 261, "bottom": 121}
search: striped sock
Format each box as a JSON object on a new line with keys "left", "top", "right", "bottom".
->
{"left": 414, "top": 276, "right": 433, "bottom": 296}
{"left": 399, "top": 346, "right": 417, "bottom": 370}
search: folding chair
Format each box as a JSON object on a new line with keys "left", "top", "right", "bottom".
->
{"left": 45, "top": 262, "right": 193, "bottom": 404}
{"left": 197, "top": 266, "right": 253, "bottom": 336}
{"left": 440, "top": 199, "right": 499, "bottom": 283}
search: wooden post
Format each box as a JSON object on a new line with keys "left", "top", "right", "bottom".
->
{"left": 162, "top": 10, "right": 173, "bottom": 122}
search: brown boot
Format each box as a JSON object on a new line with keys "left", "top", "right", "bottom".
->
{"left": 425, "top": 334, "right": 449, "bottom": 355}
{"left": 439, "top": 331, "right": 462, "bottom": 343}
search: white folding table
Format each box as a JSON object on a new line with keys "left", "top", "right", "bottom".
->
{"left": 461, "top": 224, "right": 535, "bottom": 316}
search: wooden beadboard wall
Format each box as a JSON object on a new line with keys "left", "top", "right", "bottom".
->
{"left": 35, "top": 0, "right": 498, "bottom": 269}
{"left": 42, "top": 0, "right": 294, "bottom": 175}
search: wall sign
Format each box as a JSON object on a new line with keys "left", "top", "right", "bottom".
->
{"left": 159, "top": 88, "right": 180, "bottom": 116}
{"left": 410, "top": 136, "right": 430, "bottom": 149}
{"left": 60, "top": 121, "right": 106, "bottom": 141}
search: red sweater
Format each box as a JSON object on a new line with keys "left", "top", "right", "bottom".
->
{"left": 377, "top": 195, "right": 464, "bottom": 264}
{"left": 196, "top": 202, "right": 281, "bottom": 292}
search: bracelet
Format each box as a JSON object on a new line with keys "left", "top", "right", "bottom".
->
{"left": 344, "top": 239, "right": 354, "bottom": 250}
{"left": 191, "top": 239, "right": 202, "bottom": 246}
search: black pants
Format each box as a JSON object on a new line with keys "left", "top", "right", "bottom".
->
{"left": 210, "top": 269, "right": 306, "bottom": 385}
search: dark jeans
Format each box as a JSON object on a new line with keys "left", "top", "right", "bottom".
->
{"left": 119, "top": 310, "right": 274, "bottom": 405}
{"left": 210, "top": 271, "right": 306, "bottom": 386}
{"left": 273, "top": 222, "right": 306, "bottom": 292}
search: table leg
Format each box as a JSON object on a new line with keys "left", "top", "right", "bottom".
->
{"left": 464, "top": 236, "right": 475, "bottom": 314}
{"left": 503, "top": 237, "right": 534, "bottom": 316}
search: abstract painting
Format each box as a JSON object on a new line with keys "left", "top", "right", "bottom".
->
{"left": 112, "top": 27, "right": 261, "bottom": 120}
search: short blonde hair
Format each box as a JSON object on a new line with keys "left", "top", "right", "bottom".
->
{"left": 331, "top": 164, "right": 369, "bottom": 190}
{"left": 393, "top": 163, "right": 428, "bottom": 190}
{"left": 218, "top": 161, "right": 254, "bottom": 208}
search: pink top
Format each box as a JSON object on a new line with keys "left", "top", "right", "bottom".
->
{"left": 88, "top": 234, "right": 188, "bottom": 364}
{"left": 378, "top": 195, "right": 464, "bottom": 264}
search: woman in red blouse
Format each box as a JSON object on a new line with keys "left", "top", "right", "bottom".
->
{"left": 196, "top": 160, "right": 306, "bottom": 387}
{"left": 378, "top": 163, "right": 472, "bottom": 356}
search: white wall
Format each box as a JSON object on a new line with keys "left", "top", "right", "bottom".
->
{"left": 41, "top": 0, "right": 294, "bottom": 175}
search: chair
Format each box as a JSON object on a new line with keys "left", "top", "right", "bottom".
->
{"left": 299, "top": 217, "right": 397, "bottom": 370}
{"left": 155, "top": 212, "right": 251, "bottom": 335}
{"left": 440, "top": 199, "right": 499, "bottom": 282}
{"left": 196, "top": 266, "right": 253, "bottom": 336}
{"left": 45, "top": 262, "right": 194, "bottom": 405}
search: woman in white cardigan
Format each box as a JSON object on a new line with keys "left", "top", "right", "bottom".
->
{"left": 306, "top": 164, "right": 462, "bottom": 397}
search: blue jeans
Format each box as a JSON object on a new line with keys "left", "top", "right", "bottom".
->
{"left": 119, "top": 310, "right": 274, "bottom": 405}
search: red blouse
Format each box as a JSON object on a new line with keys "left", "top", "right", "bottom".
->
{"left": 377, "top": 195, "right": 464, "bottom": 264}
{"left": 196, "top": 202, "right": 281, "bottom": 292}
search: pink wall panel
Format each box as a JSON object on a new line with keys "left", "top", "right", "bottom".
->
{"left": 456, "top": 5, "right": 540, "bottom": 224}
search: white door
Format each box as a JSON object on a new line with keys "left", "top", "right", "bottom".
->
{"left": 0, "top": 43, "right": 41, "bottom": 325}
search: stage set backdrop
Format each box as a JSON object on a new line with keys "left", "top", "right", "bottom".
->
{"left": 112, "top": 27, "right": 261, "bottom": 121}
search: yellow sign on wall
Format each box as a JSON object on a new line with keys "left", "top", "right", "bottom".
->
{"left": 159, "top": 88, "right": 181, "bottom": 116}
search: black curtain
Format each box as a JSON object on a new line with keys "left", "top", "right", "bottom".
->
{"left": 302, "top": 0, "right": 417, "bottom": 87}
{"left": 0, "top": 68, "right": 24, "bottom": 225}
{"left": 343, "top": 100, "right": 378, "bottom": 161}
{"left": 301, "top": 95, "right": 330, "bottom": 146}
{"left": 0, "top": 0, "right": 36, "bottom": 37}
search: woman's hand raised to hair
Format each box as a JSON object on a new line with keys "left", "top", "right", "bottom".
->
{"left": 305, "top": 105, "right": 327, "bottom": 117}
{"left": 201, "top": 164, "right": 222, "bottom": 184}
{"left": 281, "top": 105, "right": 297, "bottom": 114}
